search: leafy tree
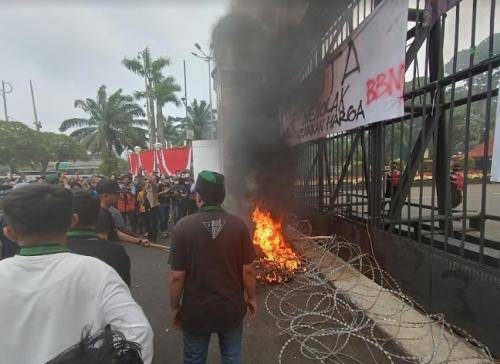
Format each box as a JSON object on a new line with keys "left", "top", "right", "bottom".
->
{"left": 164, "top": 116, "right": 187, "bottom": 147}
{"left": 443, "top": 33, "right": 499, "bottom": 156}
{"left": 60, "top": 85, "right": 147, "bottom": 155}
{"left": 0, "top": 121, "right": 87, "bottom": 173}
{"left": 0, "top": 121, "right": 39, "bottom": 172}
{"left": 184, "top": 99, "right": 217, "bottom": 140}
{"left": 98, "top": 152, "right": 122, "bottom": 177}
{"left": 34, "top": 132, "right": 87, "bottom": 172}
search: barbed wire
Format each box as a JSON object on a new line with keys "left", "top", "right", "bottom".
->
{"left": 262, "top": 217, "right": 493, "bottom": 364}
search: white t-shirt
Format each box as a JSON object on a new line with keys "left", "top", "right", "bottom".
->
{"left": 0, "top": 252, "right": 154, "bottom": 364}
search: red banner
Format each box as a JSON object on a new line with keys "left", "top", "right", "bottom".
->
{"left": 128, "top": 147, "right": 191, "bottom": 176}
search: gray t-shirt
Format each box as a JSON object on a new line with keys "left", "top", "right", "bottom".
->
{"left": 109, "top": 206, "right": 126, "bottom": 229}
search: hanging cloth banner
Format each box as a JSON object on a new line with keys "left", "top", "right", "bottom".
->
{"left": 490, "top": 84, "right": 500, "bottom": 182}
{"left": 128, "top": 147, "right": 191, "bottom": 176}
{"left": 280, "top": 0, "right": 408, "bottom": 145}
{"left": 162, "top": 147, "right": 192, "bottom": 175}
{"left": 129, "top": 152, "right": 143, "bottom": 176}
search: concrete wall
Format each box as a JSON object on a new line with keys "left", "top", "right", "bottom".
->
{"left": 192, "top": 140, "right": 222, "bottom": 178}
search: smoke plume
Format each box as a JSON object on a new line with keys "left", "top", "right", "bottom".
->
{"left": 212, "top": 0, "right": 309, "bottom": 218}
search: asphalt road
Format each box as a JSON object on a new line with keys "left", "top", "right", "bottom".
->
{"left": 345, "top": 183, "right": 500, "bottom": 241}
{"left": 125, "top": 240, "right": 404, "bottom": 363}
{"left": 125, "top": 241, "right": 288, "bottom": 364}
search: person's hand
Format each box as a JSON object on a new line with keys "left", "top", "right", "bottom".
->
{"left": 246, "top": 298, "right": 257, "bottom": 320}
{"left": 140, "top": 239, "right": 152, "bottom": 247}
{"left": 172, "top": 307, "right": 181, "bottom": 329}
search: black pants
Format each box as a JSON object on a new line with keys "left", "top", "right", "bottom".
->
{"left": 149, "top": 205, "right": 161, "bottom": 242}
{"left": 160, "top": 202, "right": 170, "bottom": 232}
{"left": 173, "top": 200, "right": 183, "bottom": 224}
{"left": 138, "top": 212, "right": 150, "bottom": 236}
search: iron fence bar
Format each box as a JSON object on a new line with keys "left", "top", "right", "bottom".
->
{"left": 461, "top": 0, "right": 478, "bottom": 258}
{"left": 479, "top": 0, "right": 496, "bottom": 266}
{"left": 341, "top": 134, "right": 345, "bottom": 215}
{"left": 369, "top": 124, "right": 384, "bottom": 225}
{"left": 330, "top": 132, "right": 361, "bottom": 207}
{"left": 406, "top": 0, "right": 421, "bottom": 241}
{"left": 318, "top": 139, "right": 325, "bottom": 211}
{"left": 360, "top": 132, "right": 370, "bottom": 220}
{"left": 403, "top": 55, "right": 500, "bottom": 99}
{"left": 430, "top": 13, "right": 450, "bottom": 237}
{"left": 389, "top": 117, "right": 396, "bottom": 232}
{"left": 406, "top": 26, "right": 429, "bottom": 69}
{"left": 399, "top": 103, "right": 404, "bottom": 237}
{"left": 405, "top": 89, "right": 500, "bottom": 119}
{"left": 408, "top": 8, "right": 425, "bottom": 22}
{"left": 350, "top": 133, "right": 355, "bottom": 217}
{"left": 444, "top": 1, "right": 461, "bottom": 252}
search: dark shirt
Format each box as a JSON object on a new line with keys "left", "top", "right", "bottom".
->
{"left": 96, "top": 207, "right": 119, "bottom": 241}
{"left": 67, "top": 230, "right": 131, "bottom": 286}
{"left": 170, "top": 185, "right": 187, "bottom": 202}
{"left": 170, "top": 209, "right": 255, "bottom": 336}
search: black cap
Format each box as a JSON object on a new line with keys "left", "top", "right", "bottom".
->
{"left": 95, "top": 179, "right": 121, "bottom": 194}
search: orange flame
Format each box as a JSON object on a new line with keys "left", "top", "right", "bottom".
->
{"left": 252, "top": 204, "right": 301, "bottom": 283}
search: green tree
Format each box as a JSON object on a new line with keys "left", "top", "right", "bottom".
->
{"left": 0, "top": 121, "right": 39, "bottom": 173}
{"left": 136, "top": 76, "right": 181, "bottom": 147}
{"left": 123, "top": 47, "right": 176, "bottom": 146}
{"left": 164, "top": 116, "right": 186, "bottom": 147}
{"left": 0, "top": 121, "right": 87, "bottom": 173}
{"left": 34, "top": 132, "right": 87, "bottom": 172}
{"left": 444, "top": 33, "right": 499, "bottom": 156}
{"left": 184, "top": 99, "right": 216, "bottom": 140}
{"left": 60, "top": 85, "right": 147, "bottom": 156}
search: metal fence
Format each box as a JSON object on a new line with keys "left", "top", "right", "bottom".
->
{"left": 294, "top": 0, "right": 500, "bottom": 268}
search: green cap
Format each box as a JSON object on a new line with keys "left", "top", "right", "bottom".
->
{"left": 45, "top": 174, "right": 59, "bottom": 185}
{"left": 195, "top": 171, "right": 225, "bottom": 204}
{"left": 198, "top": 170, "right": 225, "bottom": 185}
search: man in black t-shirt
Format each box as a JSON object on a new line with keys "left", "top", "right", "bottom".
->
{"left": 68, "top": 191, "right": 131, "bottom": 286}
{"left": 169, "top": 171, "right": 256, "bottom": 364}
{"left": 95, "top": 180, "right": 150, "bottom": 247}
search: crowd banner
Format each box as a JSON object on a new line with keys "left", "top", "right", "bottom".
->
{"left": 129, "top": 147, "right": 191, "bottom": 176}
{"left": 490, "top": 86, "right": 500, "bottom": 182}
{"left": 280, "top": 0, "right": 408, "bottom": 145}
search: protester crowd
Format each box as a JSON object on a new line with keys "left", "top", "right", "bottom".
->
{"left": 1, "top": 168, "right": 196, "bottom": 243}
{"left": 0, "top": 168, "right": 257, "bottom": 364}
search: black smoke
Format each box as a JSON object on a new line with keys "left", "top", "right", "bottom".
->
{"left": 211, "top": 5, "right": 304, "bottom": 218}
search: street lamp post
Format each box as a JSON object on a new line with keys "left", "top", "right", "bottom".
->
{"left": 191, "top": 43, "right": 215, "bottom": 139}
{"left": 1, "top": 80, "right": 13, "bottom": 122}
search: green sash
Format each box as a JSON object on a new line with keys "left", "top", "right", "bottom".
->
{"left": 19, "top": 244, "right": 70, "bottom": 256}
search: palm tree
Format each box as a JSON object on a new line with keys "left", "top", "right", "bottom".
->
{"left": 136, "top": 76, "right": 181, "bottom": 147}
{"left": 185, "top": 99, "right": 216, "bottom": 140}
{"left": 60, "top": 85, "right": 147, "bottom": 155}
{"left": 123, "top": 47, "right": 172, "bottom": 147}
{"left": 165, "top": 116, "right": 186, "bottom": 147}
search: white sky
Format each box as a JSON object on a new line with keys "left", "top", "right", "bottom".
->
{"left": 0, "top": 0, "right": 229, "bottom": 132}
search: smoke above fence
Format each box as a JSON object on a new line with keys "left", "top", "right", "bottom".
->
{"left": 211, "top": 0, "right": 310, "bottom": 216}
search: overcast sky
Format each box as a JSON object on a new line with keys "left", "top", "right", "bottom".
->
{"left": 0, "top": 0, "right": 229, "bottom": 132}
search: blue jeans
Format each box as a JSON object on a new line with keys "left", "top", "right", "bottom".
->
{"left": 183, "top": 325, "right": 242, "bottom": 364}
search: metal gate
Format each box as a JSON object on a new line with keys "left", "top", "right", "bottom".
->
{"left": 292, "top": 0, "right": 500, "bottom": 353}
